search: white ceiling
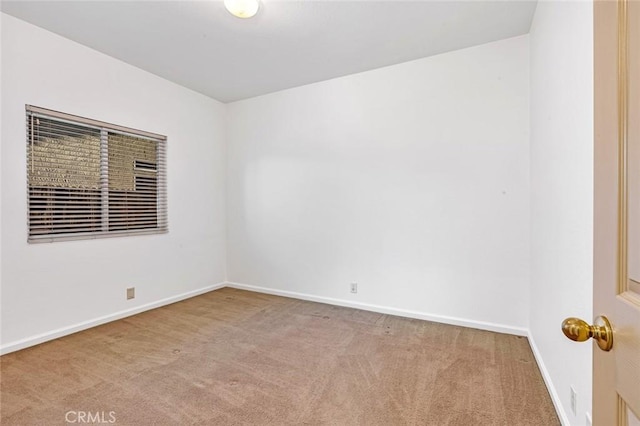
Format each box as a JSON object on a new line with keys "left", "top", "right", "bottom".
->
{"left": 1, "top": 1, "right": 537, "bottom": 103}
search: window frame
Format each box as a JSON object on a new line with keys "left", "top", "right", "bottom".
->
{"left": 26, "top": 105, "right": 168, "bottom": 243}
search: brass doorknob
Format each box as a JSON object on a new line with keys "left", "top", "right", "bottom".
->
{"left": 561, "top": 315, "right": 613, "bottom": 351}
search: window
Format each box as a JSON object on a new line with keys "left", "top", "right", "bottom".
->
{"left": 27, "top": 105, "right": 167, "bottom": 242}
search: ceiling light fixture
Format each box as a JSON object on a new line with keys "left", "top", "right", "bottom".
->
{"left": 224, "top": 0, "right": 260, "bottom": 19}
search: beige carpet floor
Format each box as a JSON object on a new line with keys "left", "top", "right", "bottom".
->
{"left": 0, "top": 287, "right": 559, "bottom": 425}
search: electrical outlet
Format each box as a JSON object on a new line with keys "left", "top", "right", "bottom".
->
{"left": 350, "top": 282, "right": 358, "bottom": 294}
{"left": 127, "top": 287, "right": 135, "bottom": 300}
{"left": 570, "top": 386, "right": 577, "bottom": 416}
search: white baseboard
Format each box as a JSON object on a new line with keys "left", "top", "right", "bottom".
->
{"left": 0, "top": 282, "right": 227, "bottom": 355}
{"left": 527, "top": 330, "right": 570, "bottom": 426}
{"left": 225, "top": 281, "right": 528, "bottom": 337}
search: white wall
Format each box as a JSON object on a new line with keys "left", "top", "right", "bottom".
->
{"left": 0, "top": 14, "right": 227, "bottom": 352}
{"left": 0, "top": 12, "right": 4, "bottom": 350}
{"left": 0, "top": 10, "right": 4, "bottom": 348}
{"left": 529, "top": 2, "right": 594, "bottom": 425}
{"left": 227, "top": 35, "right": 531, "bottom": 333}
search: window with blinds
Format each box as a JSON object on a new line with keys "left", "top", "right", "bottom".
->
{"left": 26, "top": 105, "right": 167, "bottom": 242}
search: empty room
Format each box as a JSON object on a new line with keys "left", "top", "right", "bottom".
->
{"left": 1, "top": 0, "right": 639, "bottom": 425}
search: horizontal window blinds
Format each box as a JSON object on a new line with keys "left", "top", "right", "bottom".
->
{"left": 26, "top": 105, "right": 167, "bottom": 242}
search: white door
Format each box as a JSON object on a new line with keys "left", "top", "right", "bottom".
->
{"left": 592, "top": 0, "right": 640, "bottom": 424}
